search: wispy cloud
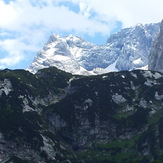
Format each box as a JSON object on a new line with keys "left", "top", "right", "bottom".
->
{"left": 0, "top": 0, "right": 163, "bottom": 69}
{"left": 0, "top": 0, "right": 111, "bottom": 69}
{"left": 65, "top": 0, "right": 163, "bottom": 27}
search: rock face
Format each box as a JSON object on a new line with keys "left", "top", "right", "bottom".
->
{"left": 0, "top": 67, "right": 163, "bottom": 163}
{"left": 28, "top": 23, "right": 160, "bottom": 75}
{"left": 149, "top": 20, "right": 163, "bottom": 73}
{"left": 0, "top": 69, "right": 76, "bottom": 163}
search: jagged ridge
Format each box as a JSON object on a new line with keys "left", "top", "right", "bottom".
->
{"left": 28, "top": 23, "right": 160, "bottom": 75}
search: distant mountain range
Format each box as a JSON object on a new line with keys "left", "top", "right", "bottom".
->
{"left": 28, "top": 22, "right": 160, "bottom": 75}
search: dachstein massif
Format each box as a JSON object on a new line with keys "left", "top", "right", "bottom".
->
{"left": 0, "top": 21, "right": 163, "bottom": 163}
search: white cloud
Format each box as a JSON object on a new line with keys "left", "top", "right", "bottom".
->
{"left": 65, "top": 0, "right": 163, "bottom": 27}
{"left": 0, "top": 39, "right": 27, "bottom": 68}
{"left": 79, "top": 3, "right": 91, "bottom": 18}
{"left": 0, "top": 0, "right": 109, "bottom": 34}
{"left": 0, "top": 0, "right": 163, "bottom": 69}
{"left": 0, "top": 55, "right": 24, "bottom": 68}
{"left": 0, "top": 1, "right": 17, "bottom": 27}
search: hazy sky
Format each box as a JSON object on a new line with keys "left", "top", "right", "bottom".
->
{"left": 0, "top": 0, "right": 163, "bottom": 69}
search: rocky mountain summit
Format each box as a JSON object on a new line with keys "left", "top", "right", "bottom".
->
{"left": 0, "top": 67, "right": 163, "bottom": 163}
{"left": 149, "top": 20, "right": 163, "bottom": 73}
{"left": 28, "top": 23, "right": 160, "bottom": 75}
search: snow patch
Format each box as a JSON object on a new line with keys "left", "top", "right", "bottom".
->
{"left": 103, "top": 59, "right": 118, "bottom": 73}
{"left": 133, "top": 58, "right": 143, "bottom": 65}
{"left": 121, "top": 75, "right": 125, "bottom": 78}
{"left": 102, "top": 75, "right": 108, "bottom": 79}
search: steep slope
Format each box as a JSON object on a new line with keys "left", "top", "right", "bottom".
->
{"left": 149, "top": 20, "right": 163, "bottom": 73}
{"left": 28, "top": 23, "right": 160, "bottom": 75}
{"left": 46, "top": 69, "right": 163, "bottom": 163}
{"left": 0, "top": 67, "right": 163, "bottom": 163}
{"left": 0, "top": 68, "right": 76, "bottom": 163}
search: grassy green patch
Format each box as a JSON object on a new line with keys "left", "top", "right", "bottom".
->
{"left": 77, "top": 135, "right": 142, "bottom": 163}
{"left": 5, "top": 156, "right": 36, "bottom": 163}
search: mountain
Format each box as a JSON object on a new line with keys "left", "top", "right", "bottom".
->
{"left": 0, "top": 68, "right": 76, "bottom": 163}
{"left": 149, "top": 20, "right": 163, "bottom": 73}
{"left": 0, "top": 67, "right": 163, "bottom": 163}
{"left": 28, "top": 23, "right": 160, "bottom": 75}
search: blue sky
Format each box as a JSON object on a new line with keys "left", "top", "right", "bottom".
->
{"left": 0, "top": 0, "right": 163, "bottom": 70}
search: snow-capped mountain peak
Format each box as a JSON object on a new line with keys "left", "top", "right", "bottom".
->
{"left": 47, "top": 34, "right": 60, "bottom": 43}
{"left": 28, "top": 22, "right": 160, "bottom": 75}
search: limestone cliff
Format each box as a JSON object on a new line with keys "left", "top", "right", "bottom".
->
{"left": 149, "top": 20, "right": 163, "bottom": 73}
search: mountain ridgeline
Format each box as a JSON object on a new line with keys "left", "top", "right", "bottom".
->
{"left": 0, "top": 67, "right": 163, "bottom": 163}
{"left": 28, "top": 22, "right": 160, "bottom": 75}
